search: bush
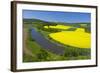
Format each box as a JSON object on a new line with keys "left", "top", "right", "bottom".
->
{"left": 28, "top": 29, "right": 35, "bottom": 41}
{"left": 36, "top": 49, "right": 49, "bottom": 61}
{"left": 64, "top": 46, "right": 90, "bottom": 58}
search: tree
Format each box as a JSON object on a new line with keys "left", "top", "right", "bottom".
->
{"left": 45, "top": 21, "right": 57, "bottom": 28}
{"left": 36, "top": 49, "right": 49, "bottom": 61}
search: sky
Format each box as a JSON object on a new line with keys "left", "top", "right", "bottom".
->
{"left": 23, "top": 10, "right": 91, "bottom": 23}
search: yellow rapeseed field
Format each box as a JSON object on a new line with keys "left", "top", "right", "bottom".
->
{"left": 44, "top": 25, "right": 71, "bottom": 30}
{"left": 49, "top": 28, "right": 91, "bottom": 48}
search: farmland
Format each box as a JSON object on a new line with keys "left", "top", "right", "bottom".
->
{"left": 23, "top": 18, "right": 91, "bottom": 62}
{"left": 49, "top": 28, "right": 90, "bottom": 48}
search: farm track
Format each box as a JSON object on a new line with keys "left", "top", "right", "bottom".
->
{"left": 23, "top": 29, "right": 35, "bottom": 57}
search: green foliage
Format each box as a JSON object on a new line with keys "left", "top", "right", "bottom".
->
{"left": 28, "top": 29, "right": 35, "bottom": 41}
{"left": 64, "top": 46, "right": 90, "bottom": 57}
{"left": 66, "top": 27, "right": 76, "bottom": 31}
{"left": 36, "top": 49, "right": 48, "bottom": 61}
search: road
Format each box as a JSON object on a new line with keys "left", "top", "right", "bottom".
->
{"left": 31, "top": 28, "right": 64, "bottom": 55}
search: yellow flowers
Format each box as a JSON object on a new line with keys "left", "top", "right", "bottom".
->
{"left": 44, "top": 25, "right": 71, "bottom": 30}
{"left": 49, "top": 28, "right": 91, "bottom": 48}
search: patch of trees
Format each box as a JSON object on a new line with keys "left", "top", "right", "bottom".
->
{"left": 64, "top": 46, "right": 90, "bottom": 58}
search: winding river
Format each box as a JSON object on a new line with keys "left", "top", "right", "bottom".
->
{"left": 30, "top": 28, "right": 64, "bottom": 55}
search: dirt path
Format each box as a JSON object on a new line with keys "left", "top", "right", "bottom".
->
{"left": 23, "top": 28, "right": 35, "bottom": 57}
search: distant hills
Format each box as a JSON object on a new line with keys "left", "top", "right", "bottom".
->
{"left": 23, "top": 18, "right": 90, "bottom": 25}
{"left": 23, "top": 18, "right": 44, "bottom": 23}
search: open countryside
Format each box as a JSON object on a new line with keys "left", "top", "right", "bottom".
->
{"left": 49, "top": 27, "right": 90, "bottom": 48}
{"left": 23, "top": 10, "right": 91, "bottom": 62}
